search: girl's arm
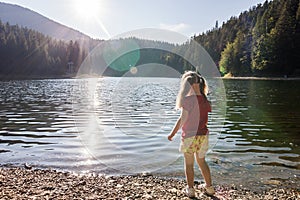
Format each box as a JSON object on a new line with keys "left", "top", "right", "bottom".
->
{"left": 168, "top": 109, "right": 188, "bottom": 141}
{"left": 168, "top": 117, "right": 181, "bottom": 141}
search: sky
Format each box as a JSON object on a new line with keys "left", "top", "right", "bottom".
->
{"left": 1, "top": 0, "right": 267, "bottom": 40}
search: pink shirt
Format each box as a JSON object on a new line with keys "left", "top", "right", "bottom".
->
{"left": 182, "top": 95, "right": 211, "bottom": 138}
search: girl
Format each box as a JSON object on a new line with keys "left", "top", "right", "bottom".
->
{"left": 168, "top": 71, "right": 215, "bottom": 198}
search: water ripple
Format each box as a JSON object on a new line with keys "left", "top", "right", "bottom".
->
{"left": 0, "top": 78, "right": 299, "bottom": 181}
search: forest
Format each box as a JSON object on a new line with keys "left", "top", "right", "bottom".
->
{"left": 0, "top": 0, "right": 299, "bottom": 79}
{"left": 0, "top": 20, "right": 100, "bottom": 79}
{"left": 194, "top": 0, "right": 300, "bottom": 77}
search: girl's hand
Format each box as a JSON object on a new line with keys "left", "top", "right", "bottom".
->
{"left": 168, "top": 115, "right": 181, "bottom": 141}
{"left": 168, "top": 134, "right": 174, "bottom": 141}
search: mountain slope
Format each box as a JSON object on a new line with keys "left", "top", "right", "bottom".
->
{"left": 193, "top": 0, "right": 300, "bottom": 77}
{"left": 0, "top": 2, "right": 92, "bottom": 41}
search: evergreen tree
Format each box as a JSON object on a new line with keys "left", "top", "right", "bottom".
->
{"left": 271, "top": 0, "right": 299, "bottom": 75}
{"left": 219, "top": 42, "right": 234, "bottom": 75}
{"left": 295, "top": 0, "right": 300, "bottom": 74}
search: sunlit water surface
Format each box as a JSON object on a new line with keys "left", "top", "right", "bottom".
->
{"left": 0, "top": 78, "right": 299, "bottom": 187}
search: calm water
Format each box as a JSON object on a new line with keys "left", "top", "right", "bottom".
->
{"left": 0, "top": 78, "right": 299, "bottom": 186}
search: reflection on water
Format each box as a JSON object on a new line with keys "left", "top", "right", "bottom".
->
{"left": 210, "top": 79, "right": 300, "bottom": 185}
{"left": 219, "top": 80, "right": 300, "bottom": 167}
{"left": 0, "top": 78, "right": 299, "bottom": 185}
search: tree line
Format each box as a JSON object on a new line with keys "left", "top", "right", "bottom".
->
{"left": 1, "top": 0, "right": 299, "bottom": 79}
{"left": 0, "top": 19, "right": 188, "bottom": 79}
{"left": 194, "top": 0, "right": 300, "bottom": 77}
{"left": 0, "top": 20, "right": 100, "bottom": 79}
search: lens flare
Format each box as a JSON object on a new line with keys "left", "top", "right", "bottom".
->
{"left": 73, "top": 28, "right": 227, "bottom": 174}
{"left": 103, "top": 39, "right": 140, "bottom": 72}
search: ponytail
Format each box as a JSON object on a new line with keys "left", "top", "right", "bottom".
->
{"left": 176, "top": 76, "right": 192, "bottom": 109}
{"left": 176, "top": 71, "right": 209, "bottom": 109}
{"left": 199, "top": 76, "right": 209, "bottom": 102}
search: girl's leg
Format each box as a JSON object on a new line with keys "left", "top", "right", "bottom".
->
{"left": 195, "top": 155, "right": 212, "bottom": 186}
{"left": 184, "top": 152, "right": 195, "bottom": 188}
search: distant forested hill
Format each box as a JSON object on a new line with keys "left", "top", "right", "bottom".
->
{"left": 0, "top": 2, "right": 91, "bottom": 41}
{"left": 0, "top": 20, "right": 189, "bottom": 79}
{"left": 194, "top": 0, "right": 300, "bottom": 77}
{"left": 0, "top": 2, "right": 101, "bottom": 79}
{"left": 1, "top": 0, "right": 299, "bottom": 79}
{"left": 0, "top": 20, "right": 91, "bottom": 79}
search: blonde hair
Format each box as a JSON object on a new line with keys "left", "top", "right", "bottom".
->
{"left": 175, "top": 71, "right": 209, "bottom": 109}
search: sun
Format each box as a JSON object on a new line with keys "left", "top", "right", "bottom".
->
{"left": 73, "top": 0, "right": 111, "bottom": 38}
{"left": 74, "top": 0, "right": 101, "bottom": 19}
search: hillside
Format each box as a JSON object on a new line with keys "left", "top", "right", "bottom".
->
{"left": 0, "top": 2, "right": 104, "bottom": 79}
{"left": 194, "top": 0, "right": 300, "bottom": 77}
{"left": 0, "top": 2, "right": 92, "bottom": 41}
{"left": 0, "top": 19, "right": 89, "bottom": 79}
{"left": 0, "top": 20, "right": 186, "bottom": 79}
{"left": 1, "top": 0, "right": 299, "bottom": 78}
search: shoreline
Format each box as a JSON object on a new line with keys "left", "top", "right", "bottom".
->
{"left": 221, "top": 76, "right": 300, "bottom": 81}
{"left": 1, "top": 74, "right": 300, "bottom": 81}
{"left": 1, "top": 166, "right": 299, "bottom": 199}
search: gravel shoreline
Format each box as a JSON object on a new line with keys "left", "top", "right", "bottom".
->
{"left": 0, "top": 167, "right": 299, "bottom": 199}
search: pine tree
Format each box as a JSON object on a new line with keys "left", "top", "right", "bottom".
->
{"left": 272, "top": 0, "right": 298, "bottom": 75}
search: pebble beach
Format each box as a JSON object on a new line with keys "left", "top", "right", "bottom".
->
{"left": 0, "top": 166, "right": 299, "bottom": 199}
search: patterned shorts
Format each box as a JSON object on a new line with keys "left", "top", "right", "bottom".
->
{"left": 179, "top": 135, "right": 209, "bottom": 158}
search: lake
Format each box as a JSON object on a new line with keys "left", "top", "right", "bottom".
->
{"left": 0, "top": 77, "right": 299, "bottom": 187}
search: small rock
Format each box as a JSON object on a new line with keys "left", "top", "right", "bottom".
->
{"left": 168, "top": 188, "right": 178, "bottom": 193}
{"left": 108, "top": 180, "right": 116, "bottom": 184}
{"left": 264, "top": 180, "right": 281, "bottom": 185}
{"left": 24, "top": 163, "right": 32, "bottom": 170}
{"left": 142, "top": 194, "right": 153, "bottom": 199}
